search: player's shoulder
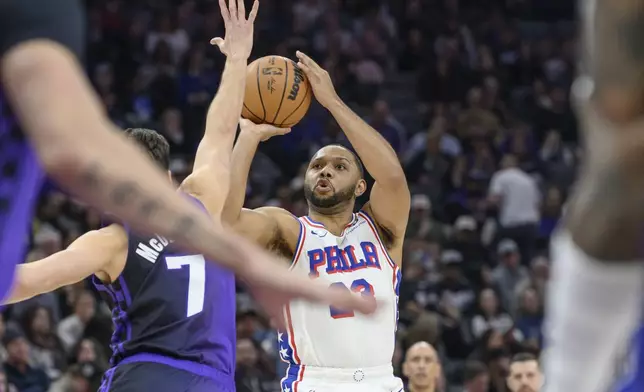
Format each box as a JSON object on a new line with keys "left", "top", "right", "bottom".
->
{"left": 0, "top": 0, "right": 84, "bottom": 58}
{"left": 75, "top": 224, "right": 128, "bottom": 251}
{"left": 254, "top": 206, "right": 301, "bottom": 244}
{"left": 255, "top": 206, "right": 295, "bottom": 218}
{"left": 359, "top": 204, "right": 397, "bottom": 241}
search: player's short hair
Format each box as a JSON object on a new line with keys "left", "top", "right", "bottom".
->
{"left": 325, "top": 144, "right": 365, "bottom": 179}
{"left": 510, "top": 352, "right": 539, "bottom": 366}
{"left": 124, "top": 128, "right": 170, "bottom": 170}
{"left": 463, "top": 360, "right": 488, "bottom": 382}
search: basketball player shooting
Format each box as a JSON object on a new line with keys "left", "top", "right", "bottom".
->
{"left": 0, "top": 0, "right": 374, "bottom": 323}
{"left": 222, "top": 52, "right": 410, "bottom": 392}
{"left": 543, "top": 0, "right": 644, "bottom": 391}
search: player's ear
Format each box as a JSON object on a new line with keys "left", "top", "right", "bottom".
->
{"left": 402, "top": 361, "right": 410, "bottom": 378}
{"left": 355, "top": 179, "right": 367, "bottom": 197}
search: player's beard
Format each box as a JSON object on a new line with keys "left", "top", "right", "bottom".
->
{"left": 304, "top": 182, "right": 356, "bottom": 209}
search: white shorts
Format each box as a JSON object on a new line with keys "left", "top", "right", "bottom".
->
{"left": 280, "top": 364, "right": 404, "bottom": 392}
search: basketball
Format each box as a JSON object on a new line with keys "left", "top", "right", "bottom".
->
{"left": 242, "top": 56, "right": 312, "bottom": 128}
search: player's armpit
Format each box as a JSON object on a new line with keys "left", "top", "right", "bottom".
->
{"left": 232, "top": 207, "right": 298, "bottom": 252}
{"left": 4, "top": 224, "right": 127, "bottom": 305}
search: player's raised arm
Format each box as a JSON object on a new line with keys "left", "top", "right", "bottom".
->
{"left": 4, "top": 225, "right": 126, "bottom": 304}
{"left": 180, "top": 0, "right": 259, "bottom": 217}
{"left": 296, "top": 51, "right": 410, "bottom": 243}
{"left": 221, "top": 118, "right": 293, "bottom": 248}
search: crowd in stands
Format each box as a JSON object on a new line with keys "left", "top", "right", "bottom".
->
{"left": 0, "top": 0, "right": 577, "bottom": 391}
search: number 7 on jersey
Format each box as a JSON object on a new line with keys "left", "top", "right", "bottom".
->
{"left": 166, "top": 255, "right": 206, "bottom": 317}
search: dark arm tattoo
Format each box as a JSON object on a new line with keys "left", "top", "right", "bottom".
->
{"left": 78, "top": 163, "right": 199, "bottom": 242}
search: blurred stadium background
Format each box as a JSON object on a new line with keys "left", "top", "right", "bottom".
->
{"left": 0, "top": 0, "right": 576, "bottom": 391}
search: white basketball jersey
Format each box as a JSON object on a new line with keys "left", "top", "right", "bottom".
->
{"left": 279, "top": 211, "right": 401, "bottom": 368}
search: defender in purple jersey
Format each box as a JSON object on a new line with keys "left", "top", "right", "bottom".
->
{"left": 6, "top": 129, "right": 237, "bottom": 392}
{"left": 94, "top": 195, "right": 236, "bottom": 391}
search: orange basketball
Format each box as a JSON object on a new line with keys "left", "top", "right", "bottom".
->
{"left": 242, "top": 56, "right": 312, "bottom": 128}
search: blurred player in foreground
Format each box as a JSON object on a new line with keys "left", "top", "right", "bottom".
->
{"left": 402, "top": 342, "right": 441, "bottom": 392}
{"left": 507, "top": 353, "right": 542, "bottom": 392}
{"left": 542, "top": 0, "right": 644, "bottom": 391}
{"left": 0, "top": 0, "right": 373, "bottom": 326}
{"left": 223, "top": 51, "right": 410, "bottom": 391}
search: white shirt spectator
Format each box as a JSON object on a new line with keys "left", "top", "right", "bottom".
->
{"left": 57, "top": 291, "right": 96, "bottom": 353}
{"left": 489, "top": 166, "right": 540, "bottom": 227}
{"left": 292, "top": 0, "right": 323, "bottom": 31}
{"left": 57, "top": 315, "right": 85, "bottom": 354}
{"left": 146, "top": 30, "right": 190, "bottom": 64}
{"left": 352, "top": 58, "right": 385, "bottom": 85}
{"left": 470, "top": 313, "right": 514, "bottom": 339}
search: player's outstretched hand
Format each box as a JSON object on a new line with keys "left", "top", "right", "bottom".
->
{"left": 210, "top": 0, "right": 259, "bottom": 61}
{"left": 239, "top": 118, "right": 291, "bottom": 142}
{"left": 242, "top": 259, "right": 377, "bottom": 330}
{"left": 296, "top": 51, "right": 339, "bottom": 109}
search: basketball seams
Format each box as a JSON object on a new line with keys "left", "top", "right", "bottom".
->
{"left": 256, "top": 61, "right": 267, "bottom": 122}
{"left": 278, "top": 81, "right": 311, "bottom": 128}
{"left": 243, "top": 55, "right": 311, "bottom": 128}
{"left": 271, "top": 58, "right": 290, "bottom": 124}
{"left": 243, "top": 103, "right": 263, "bottom": 123}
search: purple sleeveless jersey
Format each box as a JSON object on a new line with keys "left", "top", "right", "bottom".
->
{"left": 93, "top": 195, "right": 237, "bottom": 389}
{"left": 0, "top": 90, "right": 45, "bottom": 302}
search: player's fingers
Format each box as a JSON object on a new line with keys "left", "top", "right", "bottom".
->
{"left": 228, "top": 0, "right": 238, "bottom": 23}
{"left": 329, "top": 290, "right": 378, "bottom": 315}
{"left": 248, "top": 0, "right": 259, "bottom": 23}
{"left": 297, "top": 62, "right": 312, "bottom": 76}
{"left": 296, "top": 51, "right": 319, "bottom": 69}
{"left": 237, "top": 0, "right": 245, "bottom": 20}
{"left": 295, "top": 51, "right": 310, "bottom": 65}
{"left": 218, "top": 0, "right": 230, "bottom": 23}
{"left": 260, "top": 125, "right": 291, "bottom": 135}
{"left": 210, "top": 38, "right": 225, "bottom": 52}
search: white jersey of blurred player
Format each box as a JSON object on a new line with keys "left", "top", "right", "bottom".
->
{"left": 279, "top": 212, "right": 403, "bottom": 392}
